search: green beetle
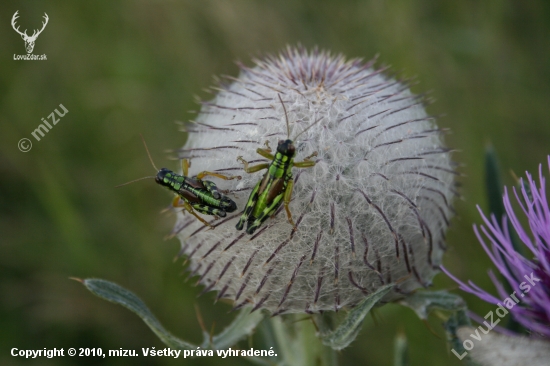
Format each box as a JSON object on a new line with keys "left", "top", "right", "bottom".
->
{"left": 236, "top": 95, "right": 321, "bottom": 234}
{"left": 118, "top": 136, "right": 241, "bottom": 229}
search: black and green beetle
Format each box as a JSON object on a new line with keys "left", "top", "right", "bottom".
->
{"left": 119, "top": 136, "right": 241, "bottom": 229}
{"left": 235, "top": 95, "right": 321, "bottom": 234}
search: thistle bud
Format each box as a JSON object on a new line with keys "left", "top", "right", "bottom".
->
{"left": 173, "top": 46, "right": 456, "bottom": 315}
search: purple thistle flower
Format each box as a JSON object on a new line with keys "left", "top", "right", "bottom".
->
{"left": 443, "top": 156, "right": 550, "bottom": 337}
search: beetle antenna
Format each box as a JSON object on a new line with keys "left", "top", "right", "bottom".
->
{"left": 294, "top": 115, "right": 324, "bottom": 141}
{"left": 115, "top": 134, "right": 159, "bottom": 187}
{"left": 140, "top": 134, "right": 159, "bottom": 172}
{"left": 115, "top": 176, "right": 156, "bottom": 188}
{"left": 278, "top": 94, "right": 291, "bottom": 139}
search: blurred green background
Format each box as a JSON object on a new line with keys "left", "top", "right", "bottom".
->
{"left": 1, "top": 1, "right": 549, "bottom": 365}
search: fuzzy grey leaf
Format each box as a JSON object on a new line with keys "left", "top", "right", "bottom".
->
{"left": 321, "top": 284, "right": 395, "bottom": 350}
{"left": 206, "top": 307, "right": 266, "bottom": 349}
{"left": 81, "top": 278, "right": 194, "bottom": 350}
{"left": 399, "top": 290, "right": 466, "bottom": 319}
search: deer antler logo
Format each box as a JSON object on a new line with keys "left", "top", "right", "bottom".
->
{"left": 11, "top": 11, "right": 49, "bottom": 54}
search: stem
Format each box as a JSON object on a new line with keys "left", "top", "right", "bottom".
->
{"left": 265, "top": 314, "right": 338, "bottom": 366}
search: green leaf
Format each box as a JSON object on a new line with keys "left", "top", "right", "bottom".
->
{"left": 320, "top": 283, "right": 395, "bottom": 350}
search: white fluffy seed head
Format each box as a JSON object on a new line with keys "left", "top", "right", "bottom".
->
{"left": 173, "top": 46, "right": 456, "bottom": 315}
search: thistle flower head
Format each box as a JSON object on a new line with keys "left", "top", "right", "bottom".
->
{"left": 173, "top": 46, "right": 456, "bottom": 314}
{"left": 444, "top": 156, "right": 550, "bottom": 337}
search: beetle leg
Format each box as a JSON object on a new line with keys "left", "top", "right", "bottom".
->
{"left": 171, "top": 195, "right": 182, "bottom": 208}
{"left": 237, "top": 156, "right": 270, "bottom": 173}
{"left": 303, "top": 151, "right": 318, "bottom": 161}
{"left": 294, "top": 152, "right": 318, "bottom": 167}
{"left": 181, "top": 159, "right": 190, "bottom": 177}
{"left": 195, "top": 171, "right": 242, "bottom": 181}
{"left": 294, "top": 160, "right": 316, "bottom": 168}
{"left": 283, "top": 180, "right": 297, "bottom": 230}
{"left": 201, "top": 180, "right": 221, "bottom": 199}
{"left": 160, "top": 195, "right": 181, "bottom": 214}
{"left": 256, "top": 147, "right": 275, "bottom": 160}
{"left": 191, "top": 203, "right": 226, "bottom": 218}
{"left": 172, "top": 198, "right": 214, "bottom": 229}
{"left": 246, "top": 192, "right": 284, "bottom": 235}
{"left": 236, "top": 180, "right": 261, "bottom": 231}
